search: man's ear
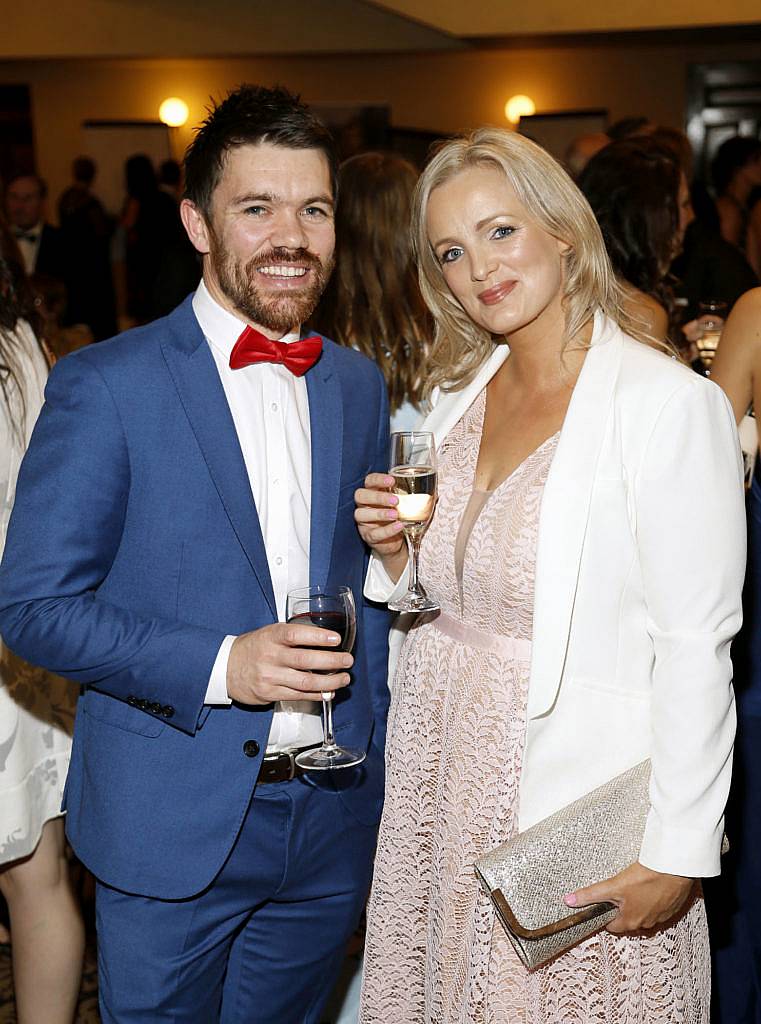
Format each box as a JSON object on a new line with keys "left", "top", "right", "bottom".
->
{"left": 180, "top": 200, "right": 211, "bottom": 255}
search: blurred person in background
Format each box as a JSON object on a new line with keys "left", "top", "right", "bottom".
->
{"left": 312, "top": 151, "right": 433, "bottom": 432}
{"left": 29, "top": 272, "right": 93, "bottom": 360}
{"left": 120, "top": 153, "right": 183, "bottom": 324}
{"left": 606, "top": 116, "right": 655, "bottom": 142}
{"left": 712, "top": 136, "right": 761, "bottom": 279}
{"left": 158, "top": 158, "right": 183, "bottom": 203}
{"left": 0, "top": 217, "right": 82, "bottom": 1023}
{"left": 57, "top": 156, "right": 117, "bottom": 340}
{"left": 653, "top": 129, "right": 759, "bottom": 324}
{"left": 705, "top": 288, "right": 761, "bottom": 1024}
{"left": 563, "top": 132, "right": 609, "bottom": 180}
{"left": 579, "top": 137, "right": 693, "bottom": 350}
{"left": 5, "top": 173, "right": 66, "bottom": 284}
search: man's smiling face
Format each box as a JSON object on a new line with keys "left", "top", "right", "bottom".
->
{"left": 184, "top": 141, "right": 335, "bottom": 337}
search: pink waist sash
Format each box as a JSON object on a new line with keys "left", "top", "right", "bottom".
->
{"left": 429, "top": 610, "right": 532, "bottom": 662}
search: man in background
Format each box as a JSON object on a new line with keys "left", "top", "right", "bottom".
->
{"left": 5, "top": 173, "right": 66, "bottom": 282}
{"left": 57, "top": 156, "right": 117, "bottom": 340}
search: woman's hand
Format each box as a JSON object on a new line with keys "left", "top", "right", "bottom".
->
{"left": 354, "top": 472, "right": 407, "bottom": 580}
{"left": 564, "top": 861, "right": 695, "bottom": 934}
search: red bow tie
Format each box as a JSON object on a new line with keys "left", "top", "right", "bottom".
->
{"left": 229, "top": 326, "right": 322, "bottom": 376}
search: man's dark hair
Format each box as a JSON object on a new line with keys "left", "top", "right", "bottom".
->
{"left": 73, "top": 156, "right": 96, "bottom": 185}
{"left": 184, "top": 84, "right": 337, "bottom": 217}
{"left": 6, "top": 172, "right": 47, "bottom": 199}
{"left": 711, "top": 136, "right": 761, "bottom": 196}
{"left": 606, "top": 117, "right": 653, "bottom": 143}
{"left": 159, "top": 158, "right": 182, "bottom": 188}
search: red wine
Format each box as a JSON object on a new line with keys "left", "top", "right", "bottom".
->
{"left": 287, "top": 610, "right": 356, "bottom": 655}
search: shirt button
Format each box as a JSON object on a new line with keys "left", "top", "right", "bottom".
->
{"left": 271, "top": 402, "right": 278, "bottom": 412}
{"left": 275, "top": 556, "right": 283, "bottom": 566}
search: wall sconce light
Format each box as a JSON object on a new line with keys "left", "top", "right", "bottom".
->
{"left": 159, "top": 97, "right": 189, "bottom": 128}
{"left": 504, "top": 95, "right": 536, "bottom": 125}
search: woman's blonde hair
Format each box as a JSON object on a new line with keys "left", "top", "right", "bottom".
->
{"left": 412, "top": 127, "right": 655, "bottom": 395}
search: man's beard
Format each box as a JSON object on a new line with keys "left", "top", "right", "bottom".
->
{"left": 209, "top": 234, "right": 332, "bottom": 335}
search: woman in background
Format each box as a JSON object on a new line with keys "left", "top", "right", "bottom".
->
{"left": 707, "top": 288, "right": 761, "bottom": 1023}
{"left": 312, "top": 151, "right": 432, "bottom": 431}
{"left": 579, "top": 137, "right": 693, "bottom": 350}
{"left": 314, "top": 151, "right": 434, "bottom": 1024}
{"left": 0, "top": 219, "right": 83, "bottom": 1023}
{"left": 712, "top": 137, "right": 761, "bottom": 279}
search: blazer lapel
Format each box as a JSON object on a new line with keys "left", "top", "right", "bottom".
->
{"left": 527, "top": 313, "right": 623, "bottom": 719}
{"left": 160, "top": 301, "right": 277, "bottom": 619}
{"left": 421, "top": 344, "right": 510, "bottom": 442}
{"left": 307, "top": 341, "right": 343, "bottom": 589}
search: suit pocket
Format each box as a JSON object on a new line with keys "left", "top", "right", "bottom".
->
{"left": 82, "top": 688, "right": 165, "bottom": 737}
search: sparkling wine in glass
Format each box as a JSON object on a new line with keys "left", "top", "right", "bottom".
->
{"left": 696, "top": 299, "right": 727, "bottom": 372}
{"left": 286, "top": 585, "right": 365, "bottom": 771}
{"left": 388, "top": 431, "right": 439, "bottom": 613}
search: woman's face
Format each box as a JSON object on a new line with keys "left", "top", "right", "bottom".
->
{"left": 426, "top": 165, "right": 568, "bottom": 340}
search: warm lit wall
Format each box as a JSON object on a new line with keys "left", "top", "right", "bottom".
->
{"left": 2, "top": 38, "right": 760, "bottom": 209}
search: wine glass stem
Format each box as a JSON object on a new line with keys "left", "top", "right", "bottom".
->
{"left": 322, "top": 694, "right": 337, "bottom": 750}
{"left": 406, "top": 529, "right": 423, "bottom": 595}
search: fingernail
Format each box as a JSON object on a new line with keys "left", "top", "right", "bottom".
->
{"left": 564, "top": 893, "right": 577, "bottom": 906}
{"left": 389, "top": 495, "right": 399, "bottom": 505}
{"left": 386, "top": 509, "right": 398, "bottom": 519}
{"left": 328, "top": 633, "right": 341, "bottom": 644}
{"left": 384, "top": 475, "right": 395, "bottom": 486}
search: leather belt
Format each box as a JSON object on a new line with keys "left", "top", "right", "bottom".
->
{"left": 257, "top": 747, "right": 316, "bottom": 784}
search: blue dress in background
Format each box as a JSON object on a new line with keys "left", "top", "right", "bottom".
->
{"left": 706, "top": 464, "right": 761, "bottom": 1023}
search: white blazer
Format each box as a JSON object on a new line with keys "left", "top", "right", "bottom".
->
{"left": 367, "top": 312, "right": 745, "bottom": 878}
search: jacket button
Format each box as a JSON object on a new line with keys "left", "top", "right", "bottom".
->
{"left": 162, "top": 706, "right": 175, "bottom": 719}
{"left": 150, "top": 702, "right": 162, "bottom": 714}
{"left": 243, "top": 740, "right": 260, "bottom": 758}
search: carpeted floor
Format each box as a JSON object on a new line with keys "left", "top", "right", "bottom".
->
{"left": 0, "top": 940, "right": 100, "bottom": 1023}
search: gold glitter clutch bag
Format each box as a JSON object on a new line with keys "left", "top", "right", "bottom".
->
{"left": 474, "top": 760, "right": 651, "bottom": 970}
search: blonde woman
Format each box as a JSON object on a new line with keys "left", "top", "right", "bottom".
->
{"left": 354, "top": 128, "right": 745, "bottom": 1023}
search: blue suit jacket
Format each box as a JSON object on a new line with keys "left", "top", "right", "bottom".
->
{"left": 0, "top": 296, "right": 390, "bottom": 898}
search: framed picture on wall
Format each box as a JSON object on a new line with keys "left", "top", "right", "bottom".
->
{"left": 518, "top": 109, "right": 608, "bottom": 162}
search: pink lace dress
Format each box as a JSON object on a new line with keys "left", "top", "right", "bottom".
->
{"left": 360, "top": 390, "right": 710, "bottom": 1024}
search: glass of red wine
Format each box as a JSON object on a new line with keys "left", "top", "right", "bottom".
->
{"left": 286, "top": 584, "right": 365, "bottom": 771}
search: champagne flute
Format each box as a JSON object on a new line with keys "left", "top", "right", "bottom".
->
{"left": 388, "top": 431, "right": 439, "bottom": 613}
{"left": 695, "top": 299, "right": 727, "bottom": 372}
{"left": 286, "top": 585, "right": 365, "bottom": 771}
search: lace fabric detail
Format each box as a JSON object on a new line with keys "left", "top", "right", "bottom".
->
{"left": 360, "top": 390, "right": 710, "bottom": 1023}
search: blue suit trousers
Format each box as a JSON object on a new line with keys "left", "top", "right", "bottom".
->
{"left": 95, "top": 775, "right": 377, "bottom": 1023}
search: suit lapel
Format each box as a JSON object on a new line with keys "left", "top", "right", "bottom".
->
{"left": 161, "top": 300, "right": 277, "bottom": 619}
{"left": 306, "top": 341, "right": 343, "bottom": 589}
{"left": 527, "top": 314, "right": 622, "bottom": 719}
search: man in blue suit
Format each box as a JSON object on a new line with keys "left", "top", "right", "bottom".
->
{"left": 0, "top": 85, "right": 390, "bottom": 1022}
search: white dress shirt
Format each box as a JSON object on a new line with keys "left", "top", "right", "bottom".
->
{"left": 193, "top": 280, "right": 322, "bottom": 751}
{"left": 14, "top": 223, "right": 42, "bottom": 275}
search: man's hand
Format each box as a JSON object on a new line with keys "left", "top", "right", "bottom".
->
{"left": 564, "top": 861, "right": 695, "bottom": 934}
{"left": 226, "top": 623, "right": 353, "bottom": 706}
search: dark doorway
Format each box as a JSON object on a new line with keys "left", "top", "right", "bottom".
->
{"left": 0, "top": 84, "right": 34, "bottom": 185}
{"left": 687, "top": 61, "right": 761, "bottom": 182}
